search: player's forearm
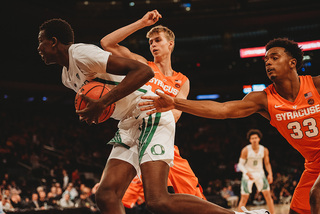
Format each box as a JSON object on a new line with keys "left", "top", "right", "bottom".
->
{"left": 102, "top": 65, "right": 154, "bottom": 107}
{"left": 265, "top": 163, "right": 273, "bottom": 176}
{"left": 238, "top": 158, "right": 248, "bottom": 174}
{"left": 101, "top": 20, "right": 145, "bottom": 49}
{"left": 174, "top": 98, "right": 236, "bottom": 119}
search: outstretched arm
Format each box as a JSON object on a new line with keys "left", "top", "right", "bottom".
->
{"left": 140, "top": 90, "right": 268, "bottom": 120}
{"left": 100, "top": 10, "right": 162, "bottom": 63}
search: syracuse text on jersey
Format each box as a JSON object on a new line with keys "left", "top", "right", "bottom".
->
{"left": 275, "top": 104, "right": 320, "bottom": 121}
{"left": 148, "top": 77, "right": 179, "bottom": 96}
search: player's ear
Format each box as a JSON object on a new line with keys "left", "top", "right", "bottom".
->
{"left": 169, "top": 40, "right": 174, "bottom": 52}
{"left": 51, "top": 37, "right": 58, "bottom": 47}
{"left": 290, "top": 58, "right": 297, "bottom": 68}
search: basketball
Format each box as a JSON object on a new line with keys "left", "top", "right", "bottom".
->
{"left": 75, "top": 82, "right": 115, "bottom": 123}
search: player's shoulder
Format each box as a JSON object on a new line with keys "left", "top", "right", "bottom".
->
{"left": 312, "top": 75, "right": 320, "bottom": 89}
{"left": 242, "top": 145, "right": 249, "bottom": 153}
{"left": 72, "top": 43, "right": 110, "bottom": 56}
{"left": 243, "top": 90, "right": 268, "bottom": 107}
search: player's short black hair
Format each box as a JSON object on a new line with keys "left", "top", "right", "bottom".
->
{"left": 39, "top": 18, "right": 74, "bottom": 45}
{"left": 265, "top": 38, "right": 304, "bottom": 70}
{"left": 247, "top": 129, "right": 263, "bottom": 140}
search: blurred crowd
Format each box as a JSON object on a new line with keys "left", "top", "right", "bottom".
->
{"left": 0, "top": 99, "right": 305, "bottom": 213}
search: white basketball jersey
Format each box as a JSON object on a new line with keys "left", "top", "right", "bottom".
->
{"left": 61, "top": 43, "right": 150, "bottom": 120}
{"left": 244, "top": 144, "right": 265, "bottom": 173}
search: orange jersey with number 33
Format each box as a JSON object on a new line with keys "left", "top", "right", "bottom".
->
{"left": 265, "top": 75, "right": 320, "bottom": 171}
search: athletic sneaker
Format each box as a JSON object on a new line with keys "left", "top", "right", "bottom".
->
{"left": 241, "top": 206, "right": 270, "bottom": 214}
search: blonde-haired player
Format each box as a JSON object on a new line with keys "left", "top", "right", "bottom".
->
{"left": 237, "top": 129, "right": 274, "bottom": 214}
{"left": 100, "top": 9, "right": 207, "bottom": 200}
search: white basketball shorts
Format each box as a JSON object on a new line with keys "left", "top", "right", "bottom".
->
{"left": 241, "top": 172, "right": 270, "bottom": 194}
{"left": 108, "top": 111, "right": 175, "bottom": 176}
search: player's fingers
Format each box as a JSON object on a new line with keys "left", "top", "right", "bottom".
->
{"left": 79, "top": 93, "right": 92, "bottom": 102}
{"left": 155, "top": 90, "right": 166, "bottom": 97}
{"left": 154, "top": 10, "right": 162, "bottom": 18}
{"left": 146, "top": 109, "right": 156, "bottom": 115}
{"left": 140, "top": 105, "right": 155, "bottom": 111}
{"left": 141, "top": 96, "right": 157, "bottom": 101}
{"left": 138, "top": 101, "right": 154, "bottom": 106}
{"left": 76, "top": 108, "right": 87, "bottom": 114}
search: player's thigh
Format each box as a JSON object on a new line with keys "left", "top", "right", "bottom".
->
{"left": 140, "top": 160, "right": 170, "bottom": 199}
{"left": 99, "top": 158, "right": 136, "bottom": 197}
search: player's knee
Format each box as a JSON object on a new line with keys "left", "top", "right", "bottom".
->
{"left": 95, "top": 186, "right": 119, "bottom": 209}
{"left": 145, "top": 194, "right": 171, "bottom": 213}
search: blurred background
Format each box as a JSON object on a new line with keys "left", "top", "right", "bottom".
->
{"left": 1, "top": 0, "right": 320, "bottom": 213}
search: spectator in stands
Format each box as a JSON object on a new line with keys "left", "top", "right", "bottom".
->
{"left": 59, "top": 193, "right": 74, "bottom": 208}
{"left": 279, "top": 183, "right": 292, "bottom": 204}
{"left": 62, "top": 169, "right": 69, "bottom": 189}
{"left": 220, "top": 185, "right": 239, "bottom": 207}
{"left": 47, "top": 192, "right": 58, "bottom": 208}
{"left": 10, "top": 194, "right": 23, "bottom": 210}
{"left": 74, "top": 192, "right": 96, "bottom": 211}
{"left": 38, "top": 190, "right": 48, "bottom": 209}
{"left": 28, "top": 193, "right": 40, "bottom": 209}
{"left": 0, "top": 195, "right": 4, "bottom": 214}
{"left": 253, "top": 192, "right": 265, "bottom": 206}
{"left": 62, "top": 183, "right": 78, "bottom": 200}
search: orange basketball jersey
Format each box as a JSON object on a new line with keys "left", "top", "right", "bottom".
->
{"left": 264, "top": 75, "right": 320, "bottom": 171}
{"left": 146, "top": 61, "right": 188, "bottom": 97}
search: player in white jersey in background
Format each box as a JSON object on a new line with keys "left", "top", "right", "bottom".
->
{"left": 237, "top": 129, "right": 275, "bottom": 214}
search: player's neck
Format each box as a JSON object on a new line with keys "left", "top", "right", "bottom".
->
{"left": 154, "top": 55, "right": 173, "bottom": 76}
{"left": 274, "top": 73, "right": 300, "bottom": 102}
{"left": 57, "top": 44, "right": 71, "bottom": 69}
{"left": 251, "top": 143, "right": 259, "bottom": 151}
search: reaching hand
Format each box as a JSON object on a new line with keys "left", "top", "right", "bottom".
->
{"left": 139, "top": 91, "right": 175, "bottom": 115}
{"left": 246, "top": 172, "right": 255, "bottom": 180}
{"left": 76, "top": 93, "right": 106, "bottom": 125}
{"left": 267, "top": 174, "right": 273, "bottom": 184}
{"left": 140, "top": 10, "right": 162, "bottom": 27}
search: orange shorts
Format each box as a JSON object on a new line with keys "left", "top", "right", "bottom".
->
{"left": 167, "top": 146, "right": 206, "bottom": 200}
{"left": 122, "top": 176, "right": 145, "bottom": 208}
{"left": 290, "top": 170, "right": 320, "bottom": 214}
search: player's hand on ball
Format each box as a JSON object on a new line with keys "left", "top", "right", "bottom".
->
{"left": 139, "top": 91, "right": 175, "bottom": 115}
{"left": 76, "top": 93, "right": 106, "bottom": 125}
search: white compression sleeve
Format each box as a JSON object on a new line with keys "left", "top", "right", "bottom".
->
{"left": 238, "top": 158, "right": 248, "bottom": 174}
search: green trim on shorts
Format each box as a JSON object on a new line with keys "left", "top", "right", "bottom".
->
{"left": 241, "top": 177, "right": 250, "bottom": 194}
{"left": 93, "top": 77, "right": 147, "bottom": 93}
{"left": 262, "top": 175, "right": 269, "bottom": 190}
{"left": 138, "top": 113, "right": 161, "bottom": 163}
{"left": 108, "top": 130, "right": 130, "bottom": 149}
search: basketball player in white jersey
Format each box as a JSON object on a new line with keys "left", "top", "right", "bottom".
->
{"left": 37, "top": 18, "right": 269, "bottom": 214}
{"left": 237, "top": 129, "right": 274, "bottom": 214}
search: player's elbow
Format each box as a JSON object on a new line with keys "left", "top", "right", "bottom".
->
{"left": 144, "top": 66, "right": 154, "bottom": 80}
{"left": 100, "top": 38, "right": 114, "bottom": 51}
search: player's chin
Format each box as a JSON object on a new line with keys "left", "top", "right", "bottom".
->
{"left": 267, "top": 74, "right": 277, "bottom": 81}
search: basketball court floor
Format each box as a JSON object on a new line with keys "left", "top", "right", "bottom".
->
{"left": 229, "top": 204, "right": 290, "bottom": 214}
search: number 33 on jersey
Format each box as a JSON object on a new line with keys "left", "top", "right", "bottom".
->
{"left": 264, "top": 75, "right": 320, "bottom": 163}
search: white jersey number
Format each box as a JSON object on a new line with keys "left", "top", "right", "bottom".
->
{"left": 287, "top": 118, "right": 319, "bottom": 139}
